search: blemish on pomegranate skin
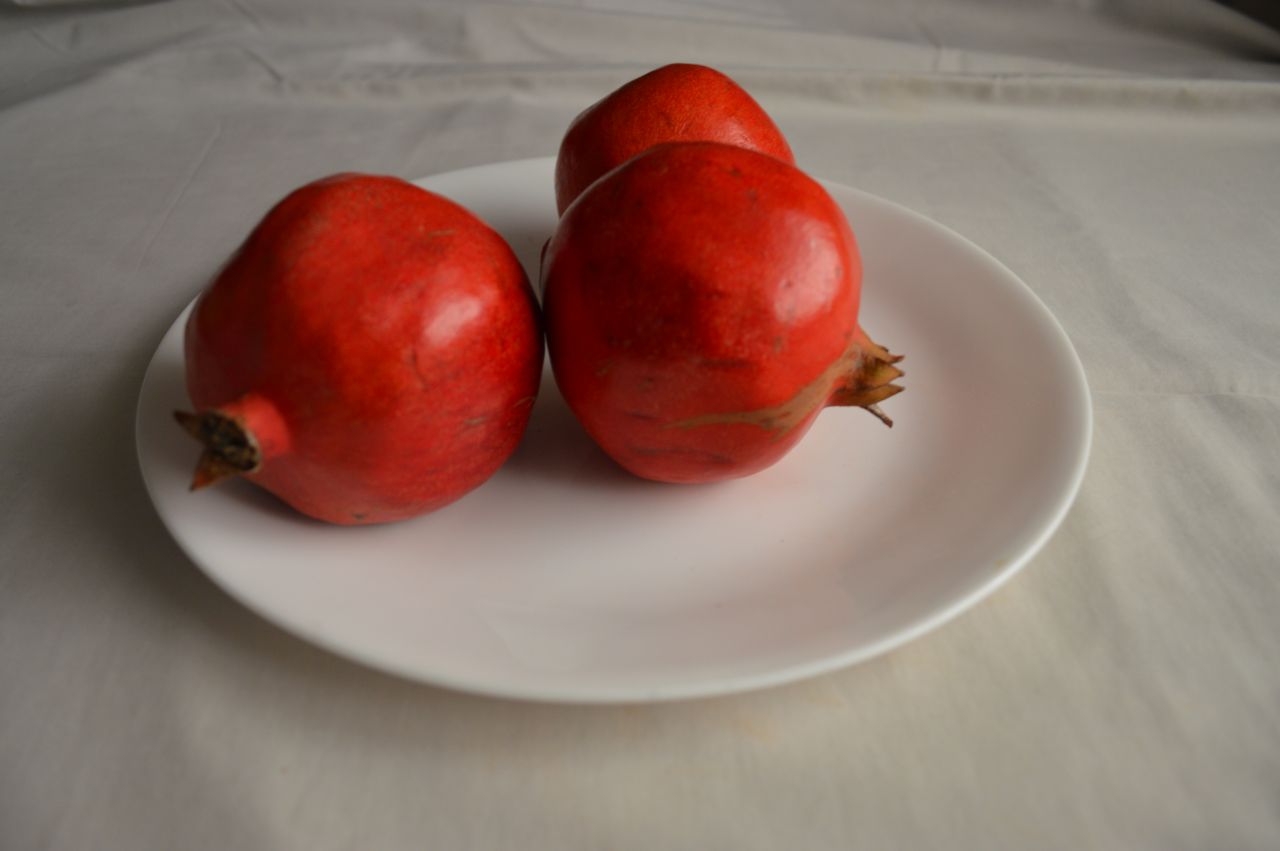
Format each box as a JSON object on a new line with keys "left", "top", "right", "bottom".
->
{"left": 668, "top": 349, "right": 852, "bottom": 435}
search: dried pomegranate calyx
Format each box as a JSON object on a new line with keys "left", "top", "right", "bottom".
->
{"left": 828, "top": 329, "right": 904, "bottom": 427}
{"left": 173, "top": 392, "right": 289, "bottom": 490}
{"left": 173, "top": 409, "right": 262, "bottom": 490}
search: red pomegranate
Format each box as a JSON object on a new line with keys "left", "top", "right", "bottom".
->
{"left": 177, "top": 174, "right": 543, "bottom": 524}
{"left": 542, "top": 142, "right": 902, "bottom": 484}
{"left": 554, "top": 63, "right": 794, "bottom": 215}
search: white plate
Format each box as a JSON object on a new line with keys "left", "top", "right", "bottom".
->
{"left": 136, "top": 157, "right": 1091, "bottom": 703}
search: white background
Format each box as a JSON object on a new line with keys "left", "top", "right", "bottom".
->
{"left": 2, "top": 0, "right": 1278, "bottom": 847}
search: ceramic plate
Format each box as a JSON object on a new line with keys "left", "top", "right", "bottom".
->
{"left": 136, "top": 157, "right": 1091, "bottom": 703}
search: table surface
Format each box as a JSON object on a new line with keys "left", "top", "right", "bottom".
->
{"left": 3, "top": 1, "right": 1279, "bottom": 848}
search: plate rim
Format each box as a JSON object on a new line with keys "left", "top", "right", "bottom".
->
{"left": 136, "top": 156, "right": 1093, "bottom": 704}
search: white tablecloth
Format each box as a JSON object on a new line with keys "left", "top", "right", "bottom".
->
{"left": 3, "top": 1, "right": 1279, "bottom": 847}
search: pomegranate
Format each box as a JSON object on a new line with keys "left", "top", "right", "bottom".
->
{"left": 176, "top": 173, "right": 543, "bottom": 524}
{"left": 542, "top": 142, "right": 902, "bottom": 484}
{"left": 554, "top": 63, "right": 794, "bottom": 215}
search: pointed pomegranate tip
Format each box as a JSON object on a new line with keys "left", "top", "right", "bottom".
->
{"left": 865, "top": 404, "right": 894, "bottom": 428}
{"left": 828, "top": 327, "right": 905, "bottom": 426}
{"left": 190, "top": 449, "right": 248, "bottom": 491}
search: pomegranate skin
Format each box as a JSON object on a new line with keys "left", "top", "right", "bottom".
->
{"left": 554, "top": 63, "right": 794, "bottom": 215}
{"left": 543, "top": 142, "right": 871, "bottom": 484}
{"left": 183, "top": 174, "right": 543, "bottom": 524}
